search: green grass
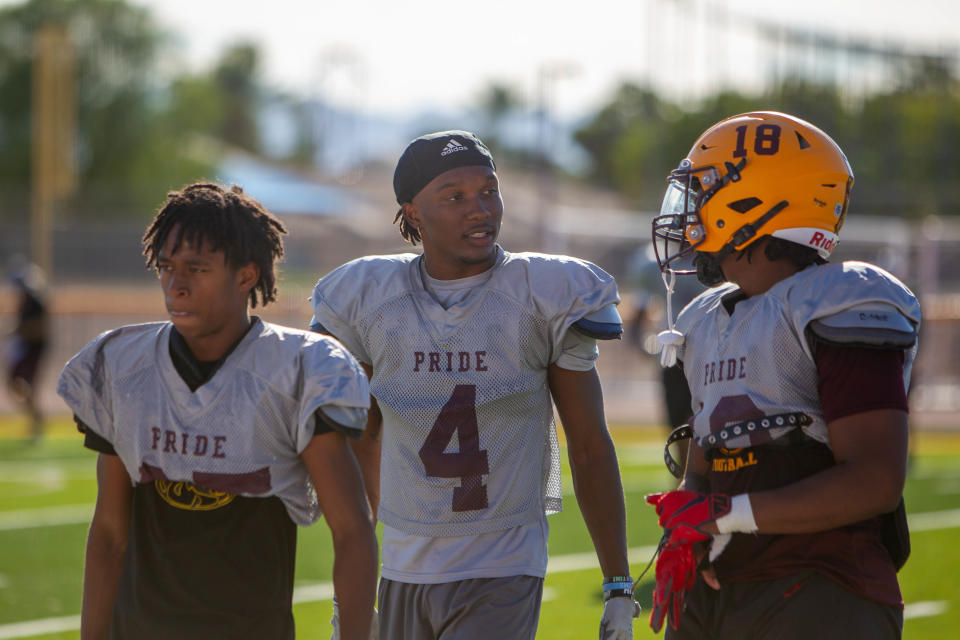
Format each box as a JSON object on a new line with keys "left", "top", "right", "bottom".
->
{"left": 1, "top": 417, "right": 958, "bottom": 638}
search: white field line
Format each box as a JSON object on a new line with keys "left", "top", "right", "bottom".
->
{"left": 0, "top": 615, "right": 80, "bottom": 640}
{"left": 0, "top": 513, "right": 958, "bottom": 638}
{"left": 292, "top": 581, "right": 335, "bottom": 604}
{"left": 904, "top": 600, "right": 950, "bottom": 620}
{"left": 907, "top": 507, "right": 960, "bottom": 532}
{"left": 0, "top": 504, "right": 654, "bottom": 534}
{"left": 0, "top": 505, "right": 92, "bottom": 531}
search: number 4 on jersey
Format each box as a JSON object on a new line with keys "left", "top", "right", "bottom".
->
{"left": 418, "top": 384, "right": 490, "bottom": 511}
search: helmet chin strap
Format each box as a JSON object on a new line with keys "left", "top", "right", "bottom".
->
{"left": 692, "top": 200, "right": 790, "bottom": 287}
{"left": 657, "top": 269, "right": 685, "bottom": 367}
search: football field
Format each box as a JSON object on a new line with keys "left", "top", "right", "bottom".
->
{"left": 1, "top": 416, "right": 958, "bottom": 639}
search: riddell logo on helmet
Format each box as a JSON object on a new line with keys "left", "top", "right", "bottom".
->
{"left": 809, "top": 231, "right": 837, "bottom": 253}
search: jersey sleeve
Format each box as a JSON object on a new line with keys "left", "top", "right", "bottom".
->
{"left": 57, "top": 330, "right": 119, "bottom": 446}
{"left": 787, "top": 262, "right": 921, "bottom": 360}
{"left": 296, "top": 336, "right": 371, "bottom": 453}
{"left": 309, "top": 270, "right": 370, "bottom": 364}
{"left": 555, "top": 330, "right": 599, "bottom": 371}
{"left": 309, "top": 256, "right": 415, "bottom": 364}
{"left": 75, "top": 416, "right": 118, "bottom": 454}
{"left": 522, "top": 255, "right": 622, "bottom": 365}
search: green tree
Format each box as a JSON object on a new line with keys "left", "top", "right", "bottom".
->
{"left": 574, "top": 71, "right": 960, "bottom": 217}
{"left": 0, "top": 0, "right": 216, "bottom": 220}
{"left": 574, "top": 83, "right": 667, "bottom": 189}
{"left": 474, "top": 82, "right": 521, "bottom": 155}
{"left": 214, "top": 42, "right": 261, "bottom": 153}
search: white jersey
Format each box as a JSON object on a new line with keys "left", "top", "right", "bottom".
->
{"left": 310, "top": 247, "right": 620, "bottom": 538}
{"left": 675, "top": 261, "right": 921, "bottom": 452}
{"left": 57, "top": 318, "right": 370, "bottom": 526}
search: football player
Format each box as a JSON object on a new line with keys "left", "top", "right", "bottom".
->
{"left": 646, "top": 112, "right": 921, "bottom": 639}
{"left": 310, "top": 131, "right": 639, "bottom": 639}
{"left": 58, "top": 183, "right": 378, "bottom": 640}
{"left": 5, "top": 260, "right": 48, "bottom": 442}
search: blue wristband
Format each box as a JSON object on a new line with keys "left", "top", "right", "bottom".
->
{"left": 604, "top": 579, "right": 633, "bottom": 589}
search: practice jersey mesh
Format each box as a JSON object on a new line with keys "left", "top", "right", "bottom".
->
{"left": 363, "top": 290, "right": 561, "bottom": 537}
{"left": 57, "top": 318, "right": 369, "bottom": 526}
{"left": 675, "top": 261, "right": 921, "bottom": 604}
{"left": 676, "top": 261, "right": 921, "bottom": 452}
{"left": 311, "top": 248, "right": 620, "bottom": 538}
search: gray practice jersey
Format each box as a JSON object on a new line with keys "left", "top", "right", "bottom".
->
{"left": 57, "top": 318, "right": 370, "bottom": 526}
{"left": 675, "top": 261, "right": 921, "bottom": 453}
{"left": 310, "top": 247, "right": 620, "bottom": 537}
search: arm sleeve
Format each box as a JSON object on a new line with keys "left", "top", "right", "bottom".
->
{"left": 309, "top": 261, "right": 391, "bottom": 365}
{"left": 531, "top": 258, "right": 620, "bottom": 364}
{"left": 312, "top": 405, "right": 366, "bottom": 439}
{"left": 816, "top": 343, "right": 908, "bottom": 423}
{"left": 57, "top": 333, "right": 117, "bottom": 445}
{"left": 296, "top": 338, "right": 370, "bottom": 453}
{"left": 308, "top": 301, "right": 370, "bottom": 364}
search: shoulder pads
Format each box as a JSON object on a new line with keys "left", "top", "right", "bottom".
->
{"left": 572, "top": 303, "right": 623, "bottom": 340}
{"left": 809, "top": 302, "right": 917, "bottom": 349}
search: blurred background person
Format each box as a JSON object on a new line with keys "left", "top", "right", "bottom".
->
{"left": 5, "top": 258, "right": 49, "bottom": 443}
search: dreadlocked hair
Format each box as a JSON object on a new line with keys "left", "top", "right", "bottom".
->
{"left": 142, "top": 182, "right": 288, "bottom": 308}
{"left": 393, "top": 206, "right": 421, "bottom": 245}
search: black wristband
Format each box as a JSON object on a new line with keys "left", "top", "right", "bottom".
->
{"left": 603, "top": 588, "right": 635, "bottom": 601}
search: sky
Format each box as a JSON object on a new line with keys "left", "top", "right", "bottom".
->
{"left": 2, "top": 0, "right": 956, "bottom": 172}
{"left": 125, "top": 0, "right": 959, "bottom": 119}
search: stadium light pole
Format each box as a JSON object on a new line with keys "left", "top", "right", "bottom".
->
{"left": 31, "top": 23, "right": 76, "bottom": 280}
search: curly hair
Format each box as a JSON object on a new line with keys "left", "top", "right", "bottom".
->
{"left": 142, "top": 182, "right": 287, "bottom": 308}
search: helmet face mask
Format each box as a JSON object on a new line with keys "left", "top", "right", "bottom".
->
{"left": 651, "top": 111, "right": 854, "bottom": 278}
{"left": 653, "top": 161, "right": 725, "bottom": 276}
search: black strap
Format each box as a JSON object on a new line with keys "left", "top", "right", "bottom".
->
{"left": 699, "top": 411, "right": 812, "bottom": 449}
{"left": 664, "top": 424, "right": 693, "bottom": 479}
{"left": 662, "top": 412, "right": 812, "bottom": 478}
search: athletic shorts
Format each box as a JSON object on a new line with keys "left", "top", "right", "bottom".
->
{"left": 666, "top": 571, "right": 903, "bottom": 640}
{"left": 377, "top": 575, "right": 543, "bottom": 640}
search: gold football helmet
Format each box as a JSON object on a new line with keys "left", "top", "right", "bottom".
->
{"left": 652, "top": 111, "right": 853, "bottom": 277}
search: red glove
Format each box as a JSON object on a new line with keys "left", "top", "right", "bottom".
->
{"left": 646, "top": 490, "right": 731, "bottom": 533}
{"left": 649, "top": 525, "right": 710, "bottom": 633}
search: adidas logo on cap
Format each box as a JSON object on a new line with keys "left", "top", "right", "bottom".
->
{"left": 440, "top": 139, "right": 469, "bottom": 157}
